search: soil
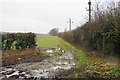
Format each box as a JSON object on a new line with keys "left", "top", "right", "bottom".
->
{"left": 2, "top": 48, "right": 48, "bottom": 66}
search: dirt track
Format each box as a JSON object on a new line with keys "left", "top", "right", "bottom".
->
{"left": 0, "top": 48, "right": 76, "bottom": 79}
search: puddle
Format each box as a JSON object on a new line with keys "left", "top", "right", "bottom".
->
{"left": 46, "top": 50, "right": 54, "bottom": 53}
{"left": 45, "top": 48, "right": 65, "bottom": 54}
{"left": 65, "top": 57, "right": 73, "bottom": 60}
{"left": 0, "top": 48, "right": 76, "bottom": 79}
{"left": 5, "top": 71, "right": 19, "bottom": 78}
{"left": 56, "top": 62, "right": 69, "bottom": 65}
{"left": 48, "top": 65, "right": 71, "bottom": 71}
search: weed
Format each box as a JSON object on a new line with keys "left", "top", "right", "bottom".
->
{"left": 31, "top": 67, "right": 37, "bottom": 70}
{"left": 36, "top": 65, "right": 39, "bottom": 68}
{"left": 74, "top": 73, "right": 78, "bottom": 78}
{"left": 40, "top": 72, "right": 43, "bottom": 74}
{"left": 59, "top": 69, "right": 64, "bottom": 73}
{"left": 53, "top": 51, "right": 63, "bottom": 56}
{"left": 42, "top": 51, "right": 50, "bottom": 56}
{"left": 68, "top": 75, "right": 72, "bottom": 77}
{"left": 79, "top": 73, "right": 82, "bottom": 76}
{"left": 68, "top": 60, "right": 71, "bottom": 64}
{"left": 59, "top": 37, "right": 86, "bottom": 69}
{"left": 110, "top": 68, "right": 120, "bottom": 75}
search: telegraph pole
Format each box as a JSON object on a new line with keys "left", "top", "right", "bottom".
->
{"left": 69, "top": 19, "right": 71, "bottom": 31}
{"left": 86, "top": 0, "right": 92, "bottom": 23}
{"left": 118, "top": 1, "right": 120, "bottom": 17}
{"left": 67, "top": 19, "right": 73, "bottom": 31}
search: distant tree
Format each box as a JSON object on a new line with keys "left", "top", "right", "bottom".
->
{"left": 49, "top": 28, "right": 58, "bottom": 36}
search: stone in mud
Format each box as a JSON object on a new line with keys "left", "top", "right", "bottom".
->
{"left": 58, "top": 48, "right": 61, "bottom": 51}
{"left": 49, "top": 54, "right": 52, "bottom": 56}
{"left": 18, "top": 58, "right": 21, "bottom": 60}
{"left": 19, "top": 76, "right": 25, "bottom": 79}
{"left": 20, "top": 72, "right": 26, "bottom": 75}
{"left": 24, "top": 74, "right": 30, "bottom": 78}
{"left": 62, "top": 50, "right": 65, "bottom": 53}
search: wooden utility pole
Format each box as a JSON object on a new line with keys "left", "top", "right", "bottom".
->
{"left": 118, "top": 1, "right": 120, "bottom": 17}
{"left": 86, "top": 0, "right": 92, "bottom": 23}
{"left": 69, "top": 19, "right": 71, "bottom": 31}
{"left": 67, "top": 19, "right": 73, "bottom": 31}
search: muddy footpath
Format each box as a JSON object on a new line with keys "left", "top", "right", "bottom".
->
{"left": 0, "top": 47, "right": 76, "bottom": 80}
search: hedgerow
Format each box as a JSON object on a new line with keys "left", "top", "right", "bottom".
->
{"left": 2, "top": 32, "right": 37, "bottom": 50}
{"left": 59, "top": 4, "right": 120, "bottom": 56}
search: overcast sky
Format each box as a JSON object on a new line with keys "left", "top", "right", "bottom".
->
{"left": 0, "top": 0, "right": 117, "bottom": 33}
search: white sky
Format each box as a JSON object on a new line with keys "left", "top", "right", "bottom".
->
{"left": 0, "top": 0, "right": 117, "bottom": 33}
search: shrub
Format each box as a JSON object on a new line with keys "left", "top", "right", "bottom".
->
{"left": 2, "top": 32, "right": 37, "bottom": 50}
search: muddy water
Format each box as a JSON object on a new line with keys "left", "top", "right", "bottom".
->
{"left": 0, "top": 48, "right": 76, "bottom": 79}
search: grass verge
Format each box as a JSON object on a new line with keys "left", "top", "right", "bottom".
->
{"left": 59, "top": 37, "right": 86, "bottom": 68}
{"left": 58, "top": 37, "right": 120, "bottom": 78}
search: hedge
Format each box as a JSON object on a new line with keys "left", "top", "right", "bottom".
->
{"left": 2, "top": 32, "right": 37, "bottom": 50}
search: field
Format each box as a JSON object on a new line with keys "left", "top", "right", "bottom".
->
{"left": 36, "top": 35, "right": 58, "bottom": 48}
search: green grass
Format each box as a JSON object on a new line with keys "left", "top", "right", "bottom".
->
{"left": 31, "top": 67, "right": 37, "bottom": 70}
{"left": 59, "top": 38, "right": 86, "bottom": 68}
{"left": 41, "top": 51, "right": 50, "bottom": 56}
{"left": 57, "top": 37, "right": 120, "bottom": 78}
{"left": 58, "top": 38, "right": 120, "bottom": 78}
{"left": 36, "top": 35, "right": 58, "bottom": 48}
{"left": 53, "top": 51, "right": 63, "bottom": 56}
